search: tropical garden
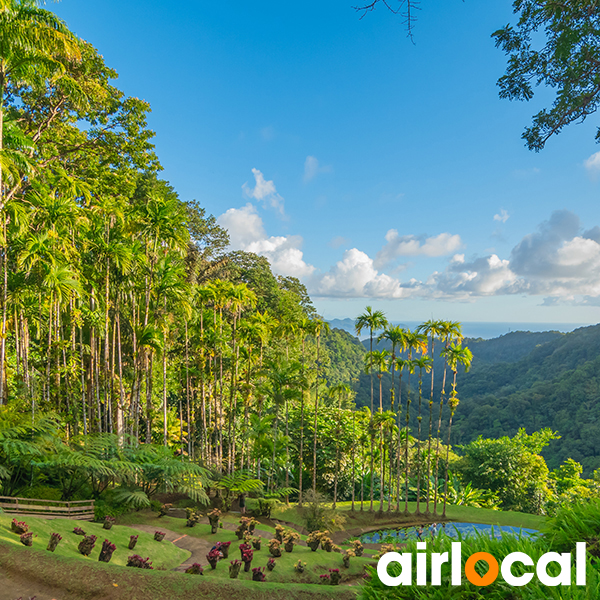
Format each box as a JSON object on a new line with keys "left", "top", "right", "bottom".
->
{"left": 1, "top": 1, "right": 600, "bottom": 599}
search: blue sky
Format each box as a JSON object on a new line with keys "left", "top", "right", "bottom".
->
{"left": 52, "top": 0, "right": 600, "bottom": 326}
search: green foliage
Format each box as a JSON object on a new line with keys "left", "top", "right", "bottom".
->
{"left": 544, "top": 499, "right": 600, "bottom": 557}
{"left": 455, "top": 428, "right": 557, "bottom": 514}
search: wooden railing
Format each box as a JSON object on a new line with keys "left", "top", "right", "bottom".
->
{"left": 0, "top": 496, "right": 95, "bottom": 520}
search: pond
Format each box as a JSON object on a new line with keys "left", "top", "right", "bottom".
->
{"left": 359, "top": 522, "right": 538, "bottom": 544}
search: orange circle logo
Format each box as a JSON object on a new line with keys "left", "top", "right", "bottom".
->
{"left": 464, "top": 552, "right": 499, "bottom": 586}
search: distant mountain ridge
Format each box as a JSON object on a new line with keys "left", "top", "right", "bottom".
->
{"left": 325, "top": 321, "right": 600, "bottom": 475}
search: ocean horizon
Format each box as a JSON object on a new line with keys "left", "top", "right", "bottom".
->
{"left": 327, "top": 319, "right": 595, "bottom": 340}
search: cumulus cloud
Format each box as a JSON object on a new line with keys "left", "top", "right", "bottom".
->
{"left": 494, "top": 209, "right": 510, "bottom": 223}
{"left": 584, "top": 151, "right": 600, "bottom": 176}
{"left": 303, "top": 156, "right": 332, "bottom": 183}
{"left": 375, "top": 231, "right": 462, "bottom": 269}
{"left": 242, "top": 168, "right": 285, "bottom": 215}
{"left": 312, "top": 248, "right": 409, "bottom": 299}
{"left": 217, "top": 204, "right": 314, "bottom": 279}
{"left": 430, "top": 210, "right": 600, "bottom": 301}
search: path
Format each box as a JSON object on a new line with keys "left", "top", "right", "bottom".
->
{"left": 127, "top": 520, "right": 279, "bottom": 572}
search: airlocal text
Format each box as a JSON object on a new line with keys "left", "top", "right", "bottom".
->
{"left": 377, "top": 542, "right": 586, "bottom": 587}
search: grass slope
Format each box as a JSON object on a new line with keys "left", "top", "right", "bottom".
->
{"left": 0, "top": 541, "right": 358, "bottom": 600}
{"left": 0, "top": 514, "right": 189, "bottom": 569}
{"left": 271, "top": 501, "right": 545, "bottom": 531}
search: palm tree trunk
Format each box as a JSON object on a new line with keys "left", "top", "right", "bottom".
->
{"left": 426, "top": 337, "right": 436, "bottom": 515}
{"left": 433, "top": 359, "right": 449, "bottom": 516}
{"left": 415, "top": 369, "right": 424, "bottom": 515}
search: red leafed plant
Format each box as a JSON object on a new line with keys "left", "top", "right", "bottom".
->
{"left": 11, "top": 519, "right": 28, "bottom": 534}
{"left": 127, "top": 554, "right": 153, "bottom": 569}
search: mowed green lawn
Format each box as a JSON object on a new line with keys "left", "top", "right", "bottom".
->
{"left": 270, "top": 501, "right": 545, "bottom": 531}
{"left": 0, "top": 513, "right": 189, "bottom": 569}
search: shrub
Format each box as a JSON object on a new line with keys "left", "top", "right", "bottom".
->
{"left": 242, "top": 547, "right": 254, "bottom": 572}
{"left": 185, "top": 563, "right": 204, "bottom": 575}
{"left": 342, "top": 549, "right": 355, "bottom": 568}
{"left": 11, "top": 519, "right": 28, "bottom": 534}
{"left": 185, "top": 508, "right": 201, "bottom": 527}
{"left": 294, "top": 559, "right": 306, "bottom": 573}
{"left": 319, "top": 574, "right": 330, "bottom": 584}
{"left": 352, "top": 539, "right": 364, "bottom": 557}
{"left": 20, "top": 532, "right": 33, "bottom": 547}
{"left": 228, "top": 559, "right": 241, "bottom": 578}
{"left": 329, "top": 568, "right": 341, "bottom": 585}
{"left": 103, "top": 516, "right": 116, "bottom": 530}
{"left": 47, "top": 533, "right": 62, "bottom": 552}
{"left": 73, "top": 527, "right": 85, "bottom": 536}
{"left": 206, "top": 548, "right": 221, "bottom": 569}
{"left": 268, "top": 538, "right": 282, "bottom": 557}
{"left": 252, "top": 535, "right": 262, "bottom": 550}
{"left": 218, "top": 541, "right": 231, "bottom": 558}
{"left": 284, "top": 531, "right": 300, "bottom": 553}
{"left": 127, "top": 555, "right": 153, "bottom": 569}
{"left": 208, "top": 508, "right": 221, "bottom": 534}
{"left": 252, "top": 566, "right": 266, "bottom": 581}
{"left": 78, "top": 535, "right": 97, "bottom": 556}
{"left": 266, "top": 557, "right": 276, "bottom": 571}
{"left": 154, "top": 531, "right": 165, "bottom": 542}
{"left": 98, "top": 539, "right": 116, "bottom": 563}
{"left": 158, "top": 503, "right": 172, "bottom": 517}
{"left": 274, "top": 524, "right": 285, "bottom": 542}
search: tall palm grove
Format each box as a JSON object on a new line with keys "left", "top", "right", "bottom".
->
{"left": 0, "top": 0, "right": 472, "bottom": 516}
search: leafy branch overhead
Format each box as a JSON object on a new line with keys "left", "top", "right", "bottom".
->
{"left": 494, "top": 0, "right": 600, "bottom": 150}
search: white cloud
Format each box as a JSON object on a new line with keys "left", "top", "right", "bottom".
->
{"left": 584, "top": 151, "right": 600, "bottom": 176}
{"left": 494, "top": 209, "right": 510, "bottom": 223}
{"left": 375, "top": 231, "right": 462, "bottom": 268}
{"left": 312, "top": 248, "right": 409, "bottom": 299}
{"left": 303, "top": 155, "right": 332, "bottom": 183}
{"left": 217, "top": 204, "right": 314, "bottom": 279}
{"left": 242, "top": 168, "right": 285, "bottom": 215}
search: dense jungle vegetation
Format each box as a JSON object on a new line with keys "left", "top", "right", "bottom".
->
{"left": 0, "top": 0, "right": 599, "bottom": 532}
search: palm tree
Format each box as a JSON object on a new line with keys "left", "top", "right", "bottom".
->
{"left": 312, "top": 317, "right": 330, "bottom": 495}
{"left": 355, "top": 307, "right": 388, "bottom": 415}
{"left": 416, "top": 319, "right": 446, "bottom": 514}
{"left": 377, "top": 325, "right": 407, "bottom": 412}
{"left": 413, "top": 354, "right": 433, "bottom": 515}
{"left": 441, "top": 343, "right": 472, "bottom": 518}
{"left": 355, "top": 306, "right": 387, "bottom": 511}
{"left": 402, "top": 330, "right": 427, "bottom": 515}
{"left": 432, "top": 320, "right": 463, "bottom": 515}
{"left": 329, "top": 383, "right": 352, "bottom": 508}
{"left": 297, "top": 317, "right": 315, "bottom": 506}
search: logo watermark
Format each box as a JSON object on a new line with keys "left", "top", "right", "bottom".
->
{"left": 377, "top": 542, "right": 586, "bottom": 587}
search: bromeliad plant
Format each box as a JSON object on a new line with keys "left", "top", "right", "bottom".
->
{"left": 294, "top": 560, "right": 307, "bottom": 573}
{"left": 158, "top": 503, "right": 172, "bottom": 517}
{"left": 127, "top": 555, "right": 153, "bottom": 569}
{"left": 20, "top": 532, "right": 33, "bottom": 547}
{"left": 217, "top": 541, "right": 231, "bottom": 559}
{"left": 154, "top": 531, "right": 165, "bottom": 542}
{"left": 241, "top": 547, "right": 254, "bottom": 572}
{"left": 252, "top": 535, "right": 262, "bottom": 550}
{"left": 352, "top": 539, "right": 364, "bottom": 557}
{"left": 78, "top": 535, "right": 97, "bottom": 556}
{"left": 342, "top": 549, "right": 355, "bottom": 568}
{"left": 103, "top": 516, "right": 116, "bottom": 530}
{"left": 251, "top": 566, "right": 266, "bottom": 581}
{"left": 128, "top": 535, "right": 138, "bottom": 550}
{"left": 207, "top": 508, "right": 221, "bottom": 534}
{"left": 283, "top": 531, "right": 300, "bottom": 553}
{"left": 73, "top": 527, "right": 85, "bottom": 536}
{"left": 185, "top": 508, "right": 201, "bottom": 527}
{"left": 268, "top": 538, "right": 282, "bottom": 557}
{"left": 11, "top": 519, "right": 28, "bottom": 534}
{"left": 329, "top": 568, "right": 341, "bottom": 585}
{"left": 307, "top": 530, "right": 323, "bottom": 551}
{"left": 206, "top": 548, "right": 221, "bottom": 569}
{"left": 98, "top": 539, "right": 116, "bottom": 563}
{"left": 185, "top": 563, "right": 204, "bottom": 575}
{"left": 267, "top": 557, "right": 276, "bottom": 571}
{"left": 47, "top": 533, "right": 62, "bottom": 552}
{"left": 229, "top": 559, "right": 242, "bottom": 579}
